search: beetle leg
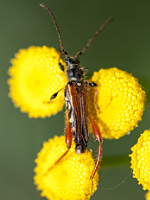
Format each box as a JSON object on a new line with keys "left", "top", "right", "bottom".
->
{"left": 58, "top": 49, "right": 61, "bottom": 62}
{"left": 89, "top": 82, "right": 100, "bottom": 113}
{"left": 58, "top": 49, "right": 65, "bottom": 72}
{"left": 43, "top": 88, "right": 64, "bottom": 104}
{"left": 94, "top": 87, "right": 100, "bottom": 113}
{"left": 46, "top": 112, "right": 72, "bottom": 173}
{"left": 88, "top": 114, "right": 102, "bottom": 179}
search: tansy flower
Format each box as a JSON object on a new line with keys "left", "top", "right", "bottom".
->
{"left": 88, "top": 68, "right": 146, "bottom": 139}
{"left": 8, "top": 46, "right": 146, "bottom": 139}
{"left": 34, "top": 135, "right": 99, "bottom": 200}
{"left": 8, "top": 46, "right": 67, "bottom": 118}
{"left": 145, "top": 191, "right": 150, "bottom": 200}
{"left": 130, "top": 129, "right": 150, "bottom": 190}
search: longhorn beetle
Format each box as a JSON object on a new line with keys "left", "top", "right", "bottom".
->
{"left": 40, "top": 4, "right": 113, "bottom": 181}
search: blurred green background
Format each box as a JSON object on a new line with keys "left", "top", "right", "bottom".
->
{"left": 1, "top": 0, "right": 150, "bottom": 199}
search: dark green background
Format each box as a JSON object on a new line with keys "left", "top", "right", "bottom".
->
{"left": 1, "top": 0, "right": 150, "bottom": 200}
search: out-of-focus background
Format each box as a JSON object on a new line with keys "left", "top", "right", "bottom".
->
{"left": 1, "top": 0, "right": 150, "bottom": 199}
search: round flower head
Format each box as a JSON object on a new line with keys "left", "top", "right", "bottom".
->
{"left": 34, "top": 135, "right": 99, "bottom": 200}
{"left": 88, "top": 67, "right": 146, "bottom": 139}
{"left": 145, "top": 191, "right": 150, "bottom": 200}
{"left": 8, "top": 46, "right": 67, "bottom": 118}
{"left": 130, "top": 130, "right": 150, "bottom": 190}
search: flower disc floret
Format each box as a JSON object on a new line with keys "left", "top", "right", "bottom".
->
{"left": 34, "top": 135, "right": 99, "bottom": 200}
{"left": 88, "top": 67, "right": 146, "bottom": 139}
{"left": 130, "top": 130, "right": 150, "bottom": 190}
{"left": 8, "top": 46, "right": 67, "bottom": 118}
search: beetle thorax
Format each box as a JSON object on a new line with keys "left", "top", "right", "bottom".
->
{"left": 65, "top": 56, "right": 85, "bottom": 81}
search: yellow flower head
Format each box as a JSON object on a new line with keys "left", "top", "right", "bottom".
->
{"left": 34, "top": 135, "right": 99, "bottom": 200}
{"left": 88, "top": 67, "right": 146, "bottom": 139}
{"left": 130, "top": 130, "right": 150, "bottom": 190}
{"left": 145, "top": 191, "right": 150, "bottom": 200}
{"left": 8, "top": 46, "right": 146, "bottom": 139}
{"left": 8, "top": 46, "right": 67, "bottom": 118}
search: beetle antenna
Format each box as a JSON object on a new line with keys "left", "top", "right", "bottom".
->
{"left": 40, "top": 4, "right": 68, "bottom": 56}
{"left": 76, "top": 16, "right": 113, "bottom": 58}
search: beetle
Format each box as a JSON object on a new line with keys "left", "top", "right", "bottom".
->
{"left": 40, "top": 4, "right": 113, "bottom": 180}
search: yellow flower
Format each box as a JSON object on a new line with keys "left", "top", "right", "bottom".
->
{"left": 130, "top": 130, "right": 150, "bottom": 190}
{"left": 88, "top": 67, "right": 146, "bottom": 139}
{"left": 8, "top": 46, "right": 67, "bottom": 118}
{"left": 34, "top": 135, "right": 99, "bottom": 200}
{"left": 145, "top": 191, "right": 150, "bottom": 200}
{"left": 8, "top": 46, "right": 146, "bottom": 138}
